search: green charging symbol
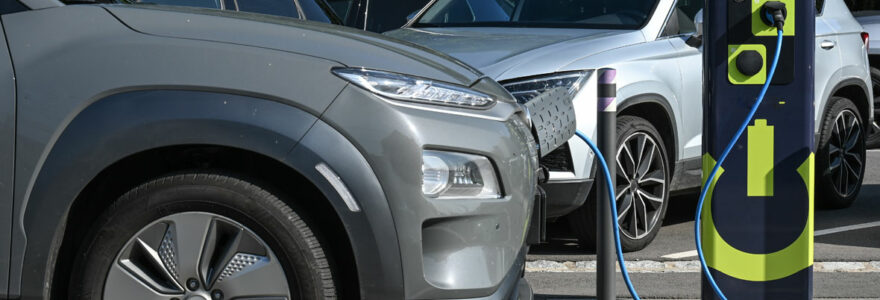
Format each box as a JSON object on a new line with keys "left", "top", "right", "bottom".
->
{"left": 748, "top": 119, "right": 774, "bottom": 197}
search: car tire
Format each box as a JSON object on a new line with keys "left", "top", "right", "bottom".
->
{"left": 569, "top": 116, "right": 670, "bottom": 252}
{"left": 68, "top": 173, "right": 337, "bottom": 299}
{"left": 817, "top": 97, "right": 866, "bottom": 209}
{"left": 866, "top": 67, "right": 880, "bottom": 149}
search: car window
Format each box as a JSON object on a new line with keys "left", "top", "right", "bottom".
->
{"left": 416, "top": 0, "right": 660, "bottom": 30}
{"left": 844, "top": 0, "right": 880, "bottom": 16}
{"left": 131, "top": 0, "right": 223, "bottom": 9}
{"left": 299, "top": 0, "right": 343, "bottom": 24}
{"left": 117, "top": 0, "right": 300, "bottom": 18}
{"left": 663, "top": 0, "right": 702, "bottom": 36}
{"left": 327, "top": 0, "right": 356, "bottom": 20}
{"left": 817, "top": 0, "right": 826, "bottom": 14}
{"left": 235, "top": 0, "right": 299, "bottom": 18}
{"left": 365, "top": 0, "right": 431, "bottom": 32}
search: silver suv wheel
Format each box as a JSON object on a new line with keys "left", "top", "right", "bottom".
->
{"left": 106, "top": 212, "right": 291, "bottom": 300}
{"left": 616, "top": 132, "right": 667, "bottom": 240}
{"left": 826, "top": 109, "right": 864, "bottom": 198}
{"left": 817, "top": 97, "right": 866, "bottom": 209}
{"left": 569, "top": 115, "right": 670, "bottom": 252}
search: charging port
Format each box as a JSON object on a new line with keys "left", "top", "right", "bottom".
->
{"left": 761, "top": 1, "right": 787, "bottom": 30}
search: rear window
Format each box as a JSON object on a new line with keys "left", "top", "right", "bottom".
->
{"left": 844, "top": 0, "right": 880, "bottom": 16}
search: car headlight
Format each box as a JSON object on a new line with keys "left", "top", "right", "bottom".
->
{"left": 422, "top": 150, "right": 501, "bottom": 199}
{"left": 332, "top": 67, "right": 495, "bottom": 108}
{"left": 501, "top": 71, "right": 590, "bottom": 104}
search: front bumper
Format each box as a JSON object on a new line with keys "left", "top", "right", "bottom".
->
{"left": 541, "top": 178, "right": 593, "bottom": 218}
{"left": 322, "top": 82, "right": 537, "bottom": 299}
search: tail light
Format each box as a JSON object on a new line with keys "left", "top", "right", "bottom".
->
{"left": 862, "top": 32, "right": 870, "bottom": 50}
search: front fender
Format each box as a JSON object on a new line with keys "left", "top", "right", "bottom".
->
{"left": 287, "top": 120, "right": 404, "bottom": 299}
{"left": 11, "top": 90, "right": 399, "bottom": 298}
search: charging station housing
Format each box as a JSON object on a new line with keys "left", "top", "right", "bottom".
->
{"left": 703, "top": 0, "right": 815, "bottom": 298}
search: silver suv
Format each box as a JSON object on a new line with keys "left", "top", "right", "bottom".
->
{"left": 388, "top": 0, "right": 873, "bottom": 250}
{"left": 0, "top": 1, "right": 538, "bottom": 299}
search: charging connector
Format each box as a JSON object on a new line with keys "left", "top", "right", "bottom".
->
{"left": 762, "top": 1, "right": 788, "bottom": 31}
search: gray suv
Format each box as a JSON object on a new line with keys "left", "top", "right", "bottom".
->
{"left": 0, "top": 1, "right": 538, "bottom": 299}
{"left": 388, "top": 0, "right": 873, "bottom": 250}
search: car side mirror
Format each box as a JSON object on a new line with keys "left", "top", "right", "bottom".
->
{"left": 687, "top": 9, "right": 704, "bottom": 48}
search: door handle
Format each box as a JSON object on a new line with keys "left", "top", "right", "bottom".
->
{"left": 820, "top": 40, "right": 836, "bottom": 49}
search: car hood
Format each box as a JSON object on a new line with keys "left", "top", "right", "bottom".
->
{"left": 103, "top": 5, "right": 484, "bottom": 86}
{"left": 385, "top": 27, "right": 644, "bottom": 80}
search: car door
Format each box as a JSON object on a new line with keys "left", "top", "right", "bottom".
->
{"left": 663, "top": 0, "right": 704, "bottom": 162}
{"left": 0, "top": 8, "right": 18, "bottom": 298}
{"left": 815, "top": 1, "right": 844, "bottom": 122}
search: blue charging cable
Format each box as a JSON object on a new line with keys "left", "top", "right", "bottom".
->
{"left": 573, "top": 29, "right": 784, "bottom": 300}
{"left": 574, "top": 130, "right": 641, "bottom": 299}
{"left": 695, "top": 28, "right": 784, "bottom": 300}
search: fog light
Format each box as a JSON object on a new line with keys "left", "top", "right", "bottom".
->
{"left": 422, "top": 150, "right": 500, "bottom": 199}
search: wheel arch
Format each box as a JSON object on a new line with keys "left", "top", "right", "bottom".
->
{"left": 12, "top": 89, "right": 402, "bottom": 299}
{"left": 618, "top": 94, "right": 679, "bottom": 165}
{"left": 828, "top": 78, "right": 872, "bottom": 132}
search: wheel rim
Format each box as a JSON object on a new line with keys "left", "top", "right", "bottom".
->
{"left": 615, "top": 132, "right": 668, "bottom": 240}
{"left": 826, "top": 109, "right": 864, "bottom": 198}
{"left": 105, "top": 212, "right": 292, "bottom": 300}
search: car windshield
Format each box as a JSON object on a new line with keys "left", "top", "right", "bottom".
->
{"left": 414, "top": 0, "right": 659, "bottom": 29}
{"left": 846, "top": 0, "right": 880, "bottom": 17}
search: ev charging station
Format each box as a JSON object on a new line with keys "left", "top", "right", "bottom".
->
{"left": 584, "top": 1, "right": 815, "bottom": 299}
{"left": 702, "top": 0, "right": 815, "bottom": 298}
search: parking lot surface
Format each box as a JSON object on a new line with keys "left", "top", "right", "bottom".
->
{"left": 526, "top": 151, "right": 880, "bottom": 299}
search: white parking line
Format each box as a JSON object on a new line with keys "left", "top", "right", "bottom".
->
{"left": 526, "top": 260, "right": 880, "bottom": 273}
{"left": 815, "top": 221, "right": 880, "bottom": 236}
{"left": 661, "top": 250, "right": 698, "bottom": 259}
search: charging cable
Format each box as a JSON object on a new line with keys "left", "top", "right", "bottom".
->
{"left": 695, "top": 28, "right": 784, "bottom": 300}
{"left": 573, "top": 24, "right": 784, "bottom": 300}
{"left": 574, "top": 130, "right": 642, "bottom": 300}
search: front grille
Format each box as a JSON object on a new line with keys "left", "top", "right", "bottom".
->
{"left": 540, "top": 142, "right": 573, "bottom": 172}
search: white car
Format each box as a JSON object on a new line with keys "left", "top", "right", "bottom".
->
{"left": 388, "top": 0, "right": 873, "bottom": 250}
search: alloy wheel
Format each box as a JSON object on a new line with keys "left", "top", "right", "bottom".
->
{"left": 615, "top": 132, "right": 668, "bottom": 240}
{"left": 105, "top": 212, "right": 291, "bottom": 300}
{"left": 826, "top": 109, "right": 864, "bottom": 198}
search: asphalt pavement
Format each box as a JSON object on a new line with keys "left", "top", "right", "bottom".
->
{"left": 525, "top": 150, "right": 880, "bottom": 299}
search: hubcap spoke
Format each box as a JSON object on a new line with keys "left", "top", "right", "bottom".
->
{"left": 162, "top": 213, "right": 215, "bottom": 285}
{"left": 636, "top": 194, "right": 649, "bottom": 235}
{"left": 108, "top": 212, "right": 291, "bottom": 300}
{"left": 638, "top": 170, "right": 665, "bottom": 186}
{"left": 105, "top": 262, "right": 175, "bottom": 299}
{"left": 616, "top": 185, "right": 630, "bottom": 200}
{"left": 213, "top": 256, "right": 290, "bottom": 298}
{"left": 629, "top": 197, "right": 639, "bottom": 237}
{"left": 637, "top": 189, "right": 664, "bottom": 209}
{"left": 617, "top": 193, "right": 633, "bottom": 221}
{"left": 636, "top": 142, "right": 656, "bottom": 179}
{"left": 845, "top": 127, "right": 861, "bottom": 151}
{"left": 113, "top": 222, "right": 184, "bottom": 295}
{"left": 620, "top": 143, "right": 637, "bottom": 178}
